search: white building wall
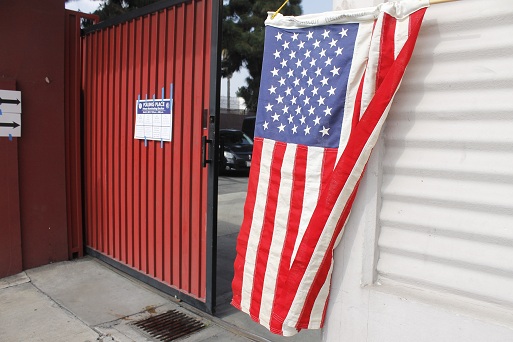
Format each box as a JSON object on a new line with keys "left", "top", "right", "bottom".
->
{"left": 324, "top": 0, "right": 513, "bottom": 341}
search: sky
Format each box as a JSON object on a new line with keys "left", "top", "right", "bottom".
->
{"left": 65, "top": 0, "right": 335, "bottom": 97}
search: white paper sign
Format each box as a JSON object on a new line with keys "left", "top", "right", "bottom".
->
{"left": 0, "top": 90, "right": 22, "bottom": 137}
{"left": 134, "top": 98, "right": 173, "bottom": 142}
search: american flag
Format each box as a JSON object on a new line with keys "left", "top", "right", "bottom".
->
{"left": 232, "top": 1, "right": 428, "bottom": 336}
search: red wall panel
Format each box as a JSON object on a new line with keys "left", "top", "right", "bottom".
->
{"left": 0, "top": 0, "right": 68, "bottom": 272}
{"left": 83, "top": 0, "right": 212, "bottom": 301}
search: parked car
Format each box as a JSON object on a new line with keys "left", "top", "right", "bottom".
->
{"left": 241, "top": 116, "right": 256, "bottom": 140}
{"left": 219, "top": 129, "right": 253, "bottom": 172}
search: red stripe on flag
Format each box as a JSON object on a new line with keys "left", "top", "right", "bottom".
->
{"left": 231, "top": 137, "right": 264, "bottom": 309}
{"left": 320, "top": 150, "right": 337, "bottom": 192}
{"left": 409, "top": 7, "right": 425, "bottom": 36}
{"left": 269, "top": 145, "right": 308, "bottom": 334}
{"left": 249, "top": 142, "right": 287, "bottom": 320}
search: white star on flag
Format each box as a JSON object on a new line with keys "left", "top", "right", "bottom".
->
{"left": 320, "top": 125, "right": 330, "bottom": 136}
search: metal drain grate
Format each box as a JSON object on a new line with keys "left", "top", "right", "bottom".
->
{"left": 133, "top": 310, "right": 205, "bottom": 341}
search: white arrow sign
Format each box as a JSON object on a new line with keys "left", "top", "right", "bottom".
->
{"left": 0, "top": 113, "right": 21, "bottom": 137}
{"left": 0, "top": 89, "right": 22, "bottom": 114}
{"left": 0, "top": 89, "right": 22, "bottom": 137}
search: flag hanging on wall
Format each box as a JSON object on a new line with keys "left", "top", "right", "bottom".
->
{"left": 232, "top": 0, "right": 429, "bottom": 336}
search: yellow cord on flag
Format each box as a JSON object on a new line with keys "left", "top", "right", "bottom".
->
{"left": 271, "top": 0, "right": 454, "bottom": 21}
{"left": 271, "top": 0, "right": 289, "bottom": 20}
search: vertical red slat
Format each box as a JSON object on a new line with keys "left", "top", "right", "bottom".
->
{"left": 89, "top": 33, "right": 95, "bottom": 249}
{"left": 101, "top": 30, "right": 109, "bottom": 253}
{"left": 91, "top": 32, "right": 99, "bottom": 250}
{"left": 108, "top": 26, "right": 116, "bottom": 257}
{"left": 140, "top": 15, "right": 150, "bottom": 274}
{"left": 147, "top": 13, "right": 158, "bottom": 277}
{"left": 96, "top": 31, "right": 104, "bottom": 251}
{"left": 81, "top": 29, "right": 90, "bottom": 246}
{"left": 97, "top": 30, "right": 103, "bottom": 251}
{"left": 133, "top": 18, "right": 143, "bottom": 270}
{"left": 190, "top": 0, "right": 203, "bottom": 297}
{"left": 86, "top": 33, "right": 92, "bottom": 248}
{"left": 172, "top": 4, "right": 185, "bottom": 288}
{"left": 83, "top": 33, "right": 92, "bottom": 248}
{"left": 163, "top": 6, "right": 176, "bottom": 285}
{"left": 181, "top": 1, "right": 194, "bottom": 294}
{"left": 120, "top": 22, "right": 128, "bottom": 264}
{"left": 126, "top": 21, "right": 135, "bottom": 266}
{"left": 112, "top": 25, "right": 120, "bottom": 259}
{"left": 155, "top": 10, "right": 168, "bottom": 281}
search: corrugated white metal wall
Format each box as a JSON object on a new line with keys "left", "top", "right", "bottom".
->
{"left": 324, "top": 0, "right": 513, "bottom": 340}
{"left": 377, "top": 0, "right": 513, "bottom": 307}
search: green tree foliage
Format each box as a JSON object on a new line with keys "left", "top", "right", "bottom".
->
{"left": 68, "top": 0, "right": 162, "bottom": 27}
{"left": 222, "top": 0, "right": 302, "bottom": 111}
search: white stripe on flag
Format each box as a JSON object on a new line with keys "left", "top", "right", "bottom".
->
{"left": 394, "top": 16, "right": 410, "bottom": 58}
{"left": 259, "top": 143, "right": 297, "bottom": 327}
{"left": 240, "top": 139, "right": 275, "bottom": 312}
{"left": 359, "top": 14, "right": 384, "bottom": 120}
{"left": 290, "top": 146, "right": 324, "bottom": 266}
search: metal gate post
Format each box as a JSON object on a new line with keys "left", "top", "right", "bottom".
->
{"left": 205, "top": 0, "right": 222, "bottom": 314}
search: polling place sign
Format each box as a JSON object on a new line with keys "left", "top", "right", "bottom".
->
{"left": 134, "top": 98, "right": 173, "bottom": 142}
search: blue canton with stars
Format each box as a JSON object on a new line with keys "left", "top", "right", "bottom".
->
{"left": 255, "top": 23, "right": 359, "bottom": 149}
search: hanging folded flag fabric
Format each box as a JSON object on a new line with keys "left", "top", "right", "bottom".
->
{"left": 232, "top": 0, "right": 429, "bottom": 336}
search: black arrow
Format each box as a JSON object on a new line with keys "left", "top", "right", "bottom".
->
{"left": 0, "top": 121, "right": 20, "bottom": 129}
{"left": 0, "top": 97, "right": 21, "bottom": 105}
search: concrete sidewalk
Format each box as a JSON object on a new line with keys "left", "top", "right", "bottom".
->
{"left": 0, "top": 257, "right": 253, "bottom": 342}
{"left": 0, "top": 257, "right": 321, "bottom": 342}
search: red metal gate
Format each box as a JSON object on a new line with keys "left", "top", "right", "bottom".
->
{"left": 81, "top": 0, "right": 219, "bottom": 311}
